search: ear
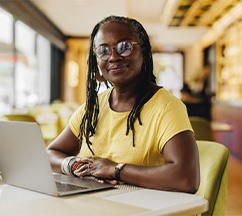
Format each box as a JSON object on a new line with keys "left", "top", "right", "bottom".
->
{"left": 96, "top": 68, "right": 106, "bottom": 82}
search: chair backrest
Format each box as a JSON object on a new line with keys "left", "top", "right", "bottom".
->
{"left": 189, "top": 116, "right": 213, "bottom": 141}
{"left": 196, "top": 141, "right": 229, "bottom": 216}
{"left": 2, "top": 113, "right": 59, "bottom": 146}
{"left": 3, "top": 114, "right": 36, "bottom": 122}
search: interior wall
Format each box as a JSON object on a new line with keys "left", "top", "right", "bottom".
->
{"left": 63, "top": 38, "right": 89, "bottom": 104}
{"left": 183, "top": 44, "right": 203, "bottom": 86}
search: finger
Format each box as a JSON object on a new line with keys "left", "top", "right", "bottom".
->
{"left": 84, "top": 163, "right": 96, "bottom": 176}
{"left": 104, "top": 179, "right": 119, "bottom": 185}
{"left": 117, "top": 181, "right": 125, "bottom": 185}
{"left": 94, "top": 178, "right": 105, "bottom": 184}
{"left": 76, "top": 157, "right": 94, "bottom": 164}
{"left": 75, "top": 165, "right": 95, "bottom": 177}
{"left": 73, "top": 163, "right": 89, "bottom": 175}
{"left": 87, "top": 164, "right": 97, "bottom": 176}
{"left": 105, "top": 180, "right": 125, "bottom": 185}
{"left": 84, "top": 163, "right": 90, "bottom": 172}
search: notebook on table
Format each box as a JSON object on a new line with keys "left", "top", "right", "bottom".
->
{"left": 0, "top": 121, "right": 114, "bottom": 196}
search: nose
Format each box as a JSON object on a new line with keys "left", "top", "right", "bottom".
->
{"left": 108, "top": 47, "right": 123, "bottom": 61}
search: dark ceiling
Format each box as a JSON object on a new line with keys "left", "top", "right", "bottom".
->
{"left": 170, "top": 0, "right": 238, "bottom": 27}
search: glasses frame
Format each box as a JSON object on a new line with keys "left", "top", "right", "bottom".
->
{"left": 93, "top": 41, "right": 139, "bottom": 61}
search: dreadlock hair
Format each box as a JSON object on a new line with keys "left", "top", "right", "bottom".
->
{"left": 78, "top": 15, "right": 156, "bottom": 155}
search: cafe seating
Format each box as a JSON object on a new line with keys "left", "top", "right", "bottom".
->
{"left": 196, "top": 140, "right": 229, "bottom": 216}
{"left": 189, "top": 116, "right": 213, "bottom": 141}
{"left": 3, "top": 114, "right": 36, "bottom": 122}
{"left": 1, "top": 113, "right": 58, "bottom": 146}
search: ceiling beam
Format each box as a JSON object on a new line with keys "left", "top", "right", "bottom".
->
{"left": 180, "top": 0, "right": 211, "bottom": 26}
{"left": 198, "top": 0, "right": 238, "bottom": 26}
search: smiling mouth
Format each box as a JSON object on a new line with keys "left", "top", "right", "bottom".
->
{"left": 108, "top": 65, "right": 129, "bottom": 73}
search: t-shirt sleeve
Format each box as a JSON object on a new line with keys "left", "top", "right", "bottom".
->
{"left": 69, "top": 104, "right": 85, "bottom": 138}
{"left": 157, "top": 99, "right": 193, "bottom": 151}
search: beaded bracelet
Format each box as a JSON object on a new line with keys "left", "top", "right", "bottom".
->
{"left": 61, "top": 156, "right": 77, "bottom": 176}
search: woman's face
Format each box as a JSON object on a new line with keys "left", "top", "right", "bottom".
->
{"left": 93, "top": 22, "right": 143, "bottom": 87}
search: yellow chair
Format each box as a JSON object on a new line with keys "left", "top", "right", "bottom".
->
{"left": 2, "top": 113, "right": 57, "bottom": 146}
{"left": 3, "top": 114, "right": 36, "bottom": 122}
{"left": 189, "top": 116, "right": 213, "bottom": 141}
{"left": 196, "top": 140, "right": 229, "bottom": 216}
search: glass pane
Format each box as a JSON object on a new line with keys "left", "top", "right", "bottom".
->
{"left": 0, "top": 9, "right": 51, "bottom": 115}
{"left": 15, "top": 21, "right": 37, "bottom": 108}
{"left": 153, "top": 52, "right": 183, "bottom": 98}
{"left": 0, "top": 8, "right": 13, "bottom": 43}
{"left": 37, "top": 34, "right": 51, "bottom": 104}
{"left": 0, "top": 8, "right": 14, "bottom": 115}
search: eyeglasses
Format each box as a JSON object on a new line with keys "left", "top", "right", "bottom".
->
{"left": 93, "top": 41, "right": 139, "bottom": 61}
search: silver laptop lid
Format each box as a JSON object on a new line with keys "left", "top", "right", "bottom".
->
{"left": 0, "top": 121, "right": 59, "bottom": 196}
{"left": 0, "top": 121, "right": 114, "bottom": 196}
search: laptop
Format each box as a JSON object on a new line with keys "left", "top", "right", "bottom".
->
{"left": 0, "top": 121, "right": 114, "bottom": 196}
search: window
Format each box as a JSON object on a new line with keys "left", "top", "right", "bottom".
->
{"left": 153, "top": 52, "right": 183, "bottom": 98}
{"left": 15, "top": 21, "right": 37, "bottom": 108}
{"left": 37, "top": 35, "right": 51, "bottom": 104}
{"left": 0, "top": 8, "right": 14, "bottom": 114}
{"left": 0, "top": 8, "right": 51, "bottom": 115}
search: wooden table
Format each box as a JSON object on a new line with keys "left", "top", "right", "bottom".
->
{"left": 0, "top": 177, "right": 208, "bottom": 216}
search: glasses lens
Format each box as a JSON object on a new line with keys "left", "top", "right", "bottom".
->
{"left": 95, "top": 41, "right": 136, "bottom": 60}
{"left": 116, "top": 41, "right": 132, "bottom": 57}
{"left": 95, "top": 45, "right": 110, "bottom": 60}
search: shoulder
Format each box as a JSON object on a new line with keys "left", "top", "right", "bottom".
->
{"left": 98, "top": 88, "right": 112, "bottom": 99}
{"left": 97, "top": 88, "right": 112, "bottom": 107}
{"left": 150, "top": 87, "right": 185, "bottom": 109}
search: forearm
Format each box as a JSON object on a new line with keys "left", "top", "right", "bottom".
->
{"left": 47, "top": 149, "right": 69, "bottom": 173}
{"left": 119, "top": 163, "right": 199, "bottom": 193}
{"left": 46, "top": 126, "right": 81, "bottom": 173}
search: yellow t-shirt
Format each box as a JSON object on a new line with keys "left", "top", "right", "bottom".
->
{"left": 69, "top": 88, "right": 193, "bottom": 166}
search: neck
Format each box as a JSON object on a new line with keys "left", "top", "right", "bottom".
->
{"left": 110, "top": 80, "right": 149, "bottom": 112}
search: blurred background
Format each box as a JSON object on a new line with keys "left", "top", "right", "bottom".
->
{"left": 0, "top": 1, "right": 242, "bottom": 214}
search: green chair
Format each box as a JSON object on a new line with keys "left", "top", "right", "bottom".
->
{"left": 2, "top": 113, "right": 54, "bottom": 146}
{"left": 189, "top": 116, "right": 213, "bottom": 141}
{"left": 196, "top": 141, "right": 229, "bottom": 216}
{"left": 3, "top": 114, "right": 37, "bottom": 122}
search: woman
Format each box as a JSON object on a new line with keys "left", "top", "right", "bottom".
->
{"left": 47, "top": 15, "right": 200, "bottom": 193}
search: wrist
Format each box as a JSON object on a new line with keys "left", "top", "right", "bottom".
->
{"left": 114, "top": 163, "right": 126, "bottom": 181}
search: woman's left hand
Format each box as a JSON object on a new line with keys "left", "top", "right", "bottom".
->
{"left": 73, "top": 157, "right": 123, "bottom": 184}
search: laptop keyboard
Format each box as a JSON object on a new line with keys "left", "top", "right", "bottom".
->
{"left": 56, "top": 181, "right": 89, "bottom": 192}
